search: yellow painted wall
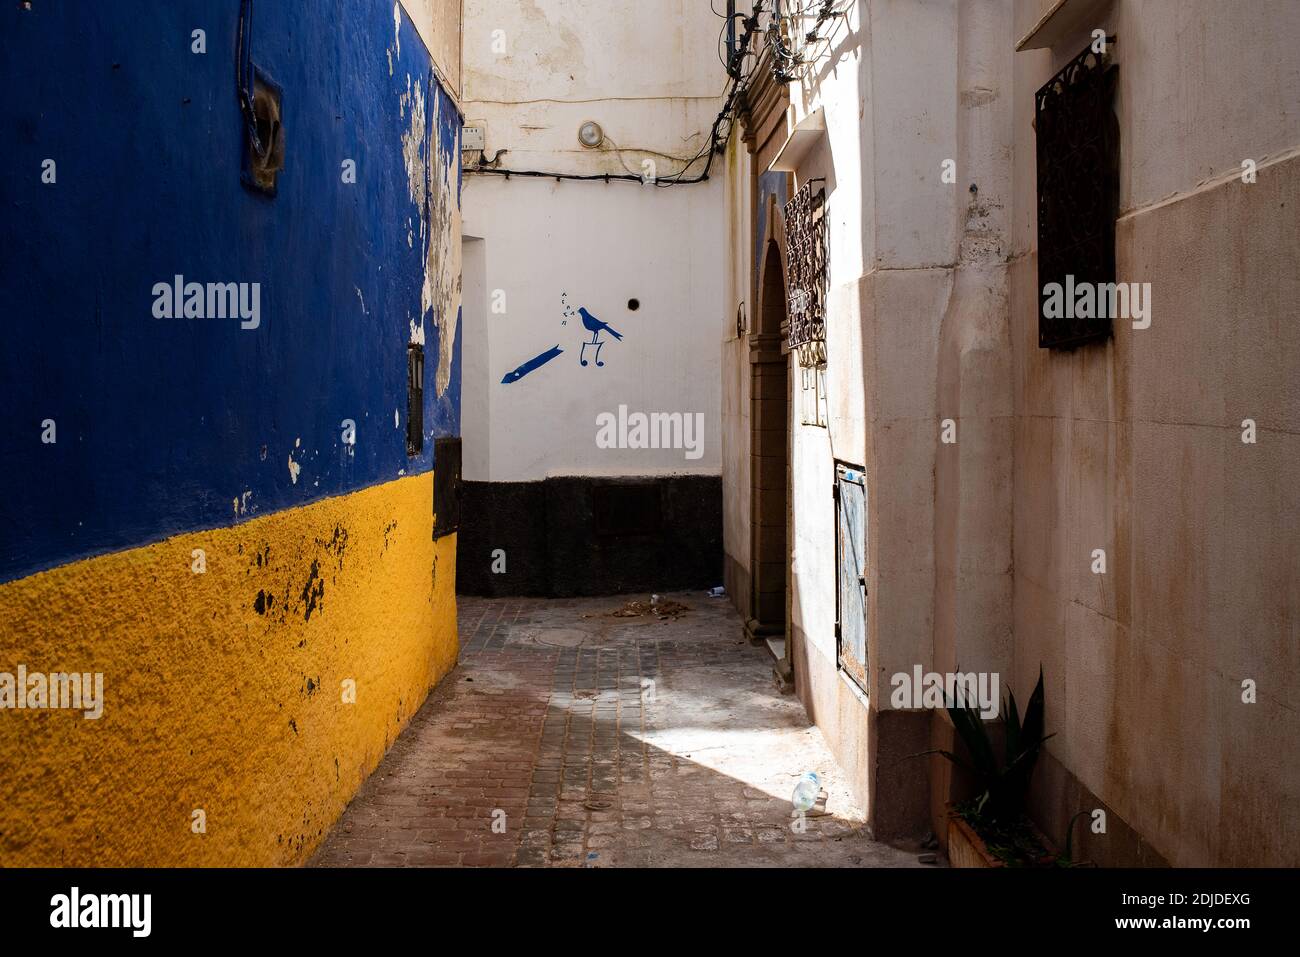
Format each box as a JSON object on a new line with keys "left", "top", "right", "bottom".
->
{"left": 0, "top": 473, "right": 456, "bottom": 866}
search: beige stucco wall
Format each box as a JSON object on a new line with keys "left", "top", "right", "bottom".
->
{"left": 721, "top": 0, "right": 1017, "bottom": 834}
{"left": 722, "top": 134, "right": 754, "bottom": 615}
{"left": 721, "top": 0, "right": 1299, "bottom": 859}
{"left": 401, "top": 0, "right": 462, "bottom": 96}
{"left": 1010, "top": 0, "right": 1300, "bottom": 866}
{"left": 781, "top": 0, "right": 1018, "bottom": 836}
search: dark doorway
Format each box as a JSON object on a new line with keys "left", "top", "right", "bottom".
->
{"left": 747, "top": 237, "right": 790, "bottom": 644}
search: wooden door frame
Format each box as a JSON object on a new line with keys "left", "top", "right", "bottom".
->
{"left": 746, "top": 193, "right": 791, "bottom": 646}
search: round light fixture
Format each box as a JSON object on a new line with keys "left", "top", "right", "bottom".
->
{"left": 578, "top": 121, "right": 604, "bottom": 149}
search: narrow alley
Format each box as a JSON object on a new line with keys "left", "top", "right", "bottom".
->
{"left": 312, "top": 595, "right": 922, "bottom": 868}
{"left": 2, "top": 1, "right": 1297, "bottom": 937}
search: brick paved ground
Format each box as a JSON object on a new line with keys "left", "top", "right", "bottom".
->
{"left": 310, "top": 593, "right": 927, "bottom": 867}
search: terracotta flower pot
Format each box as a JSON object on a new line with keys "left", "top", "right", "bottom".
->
{"left": 947, "top": 815, "right": 1003, "bottom": 868}
{"left": 947, "top": 812, "right": 1059, "bottom": 868}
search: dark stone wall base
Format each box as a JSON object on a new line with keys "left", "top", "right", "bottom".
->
{"left": 456, "top": 475, "right": 723, "bottom": 597}
{"left": 870, "top": 707, "right": 932, "bottom": 842}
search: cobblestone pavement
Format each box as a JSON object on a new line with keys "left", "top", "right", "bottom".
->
{"left": 311, "top": 593, "right": 927, "bottom": 867}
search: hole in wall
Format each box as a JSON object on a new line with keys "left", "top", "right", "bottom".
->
{"left": 627, "top": 298, "right": 640, "bottom": 311}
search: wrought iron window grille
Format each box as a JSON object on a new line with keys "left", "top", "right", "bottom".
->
{"left": 784, "top": 177, "right": 828, "bottom": 367}
{"left": 1035, "top": 38, "right": 1119, "bottom": 349}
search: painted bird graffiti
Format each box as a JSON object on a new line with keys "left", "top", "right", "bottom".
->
{"left": 501, "top": 299, "right": 627, "bottom": 383}
{"left": 578, "top": 307, "right": 622, "bottom": 342}
{"left": 578, "top": 306, "right": 621, "bottom": 368}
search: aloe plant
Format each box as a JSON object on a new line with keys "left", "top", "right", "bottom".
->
{"left": 920, "top": 667, "right": 1054, "bottom": 825}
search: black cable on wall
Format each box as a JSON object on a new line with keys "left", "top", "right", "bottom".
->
{"left": 467, "top": 0, "right": 772, "bottom": 188}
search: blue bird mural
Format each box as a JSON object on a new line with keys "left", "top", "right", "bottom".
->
{"left": 579, "top": 307, "right": 622, "bottom": 341}
{"left": 577, "top": 306, "right": 622, "bottom": 367}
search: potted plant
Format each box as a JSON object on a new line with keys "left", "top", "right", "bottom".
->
{"left": 920, "top": 668, "right": 1058, "bottom": 867}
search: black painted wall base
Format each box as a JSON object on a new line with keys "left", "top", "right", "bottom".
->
{"left": 456, "top": 475, "right": 723, "bottom": 597}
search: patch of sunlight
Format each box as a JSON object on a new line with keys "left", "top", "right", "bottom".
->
{"left": 624, "top": 725, "right": 825, "bottom": 803}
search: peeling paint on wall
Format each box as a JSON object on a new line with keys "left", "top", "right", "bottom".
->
{"left": 426, "top": 84, "right": 462, "bottom": 397}
{"left": 400, "top": 75, "right": 428, "bottom": 218}
{"left": 401, "top": 73, "right": 461, "bottom": 394}
{"left": 0, "top": 0, "right": 463, "bottom": 583}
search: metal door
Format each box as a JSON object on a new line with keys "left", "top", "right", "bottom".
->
{"left": 835, "top": 463, "right": 868, "bottom": 692}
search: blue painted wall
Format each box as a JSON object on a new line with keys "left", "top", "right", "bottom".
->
{"left": 0, "top": 0, "right": 462, "bottom": 583}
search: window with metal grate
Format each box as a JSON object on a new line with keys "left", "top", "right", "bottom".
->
{"left": 1035, "top": 39, "right": 1119, "bottom": 349}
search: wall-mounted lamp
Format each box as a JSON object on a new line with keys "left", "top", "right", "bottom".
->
{"left": 578, "top": 121, "right": 604, "bottom": 149}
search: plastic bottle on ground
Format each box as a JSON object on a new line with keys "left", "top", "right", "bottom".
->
{"left": 792, "top": 771, "right": 820, "bottom": 812}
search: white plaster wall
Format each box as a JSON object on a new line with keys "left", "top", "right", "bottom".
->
{"left": 463, "top": 0, "right": 721, "bottom": 104}
{"left": 785, "top": 0, "right": 870, "bottom": 672}
{"left": 460, "top": 236, "right": 489, "bottom": 477}
{"left": 464, "top": 176, "right": 723, "bottom": 480}
{"left": 785, "top": 0, "right": 1014, "bottom": 691}
{"left": 460, "top": 0, "right": 727, "bottom": 482}
{"left": 759, "top": 2, "right": 1016, "bottom": 834}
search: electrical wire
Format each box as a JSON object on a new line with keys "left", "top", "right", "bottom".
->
{"left": 712, "top": 0, "right": 732, "bottom": 70}
{"left": 236, "top": 0, "right": 267, "bottom": 158}
{"left": 468, "top": 0, "right": 772, "bottom": 188}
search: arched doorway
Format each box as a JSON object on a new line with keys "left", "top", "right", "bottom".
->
{"left": 747, "top": 227, "right": 790, "bottom": 653}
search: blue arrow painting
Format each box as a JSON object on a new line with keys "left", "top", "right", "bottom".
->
{"left": 501, "top": 344, "right": 564, "bottom": 383}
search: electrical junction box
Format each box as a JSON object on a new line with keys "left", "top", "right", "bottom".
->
{"left": 462, "top": 124, "right": 486, "bottom": 152}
